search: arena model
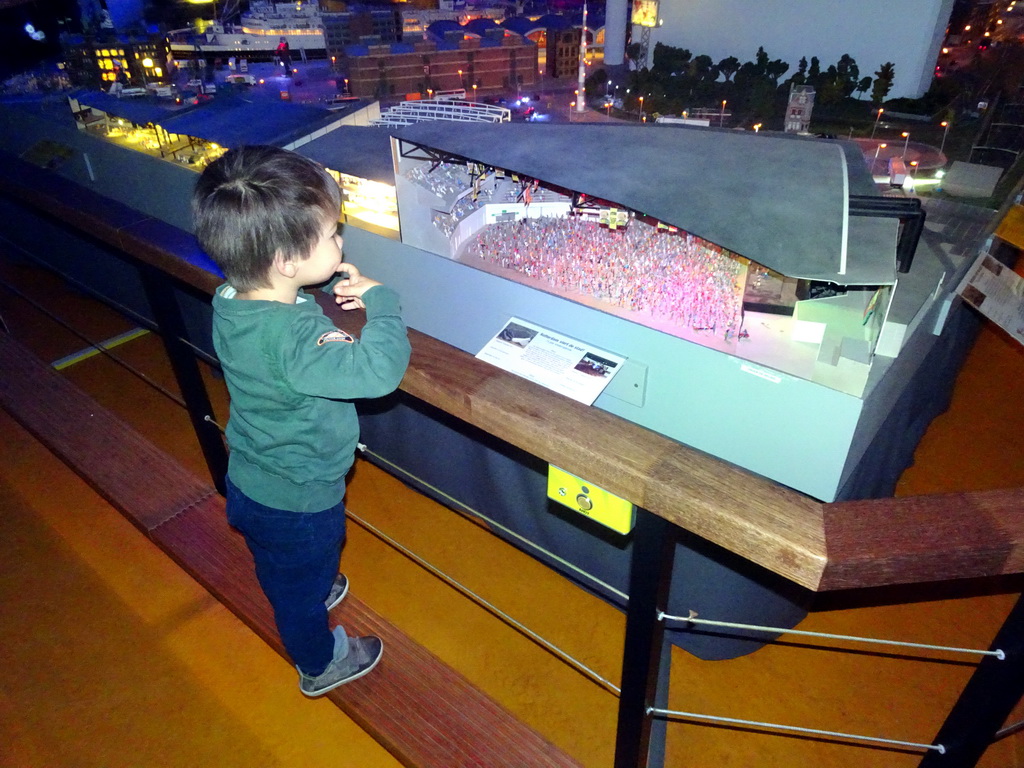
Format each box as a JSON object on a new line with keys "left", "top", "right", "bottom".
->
{"left": 324, "top": 121, "right": 982, "bottom": 502}
{"left": 392, "top": 123, "right": 905, "bottom": 398}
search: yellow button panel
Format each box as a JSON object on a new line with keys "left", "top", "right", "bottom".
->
{"left": 547, "top": 465, "right": 635, "bottom": 534}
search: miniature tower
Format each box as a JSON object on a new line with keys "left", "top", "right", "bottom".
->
{"left": 576, "top": 1, "right": 587, "bottom": 114}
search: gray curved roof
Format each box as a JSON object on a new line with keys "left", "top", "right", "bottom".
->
{"left": 74, "top": 91, "right": 341, "bottom": 150}
{"left": 299, "top": 126, "right": 396, "bottom": 186}
{"left": 393, "top": 122, "right": 896, "bottom": 284}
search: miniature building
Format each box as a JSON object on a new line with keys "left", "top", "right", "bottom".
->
{"left": 62, "top": 34, "right": 171, "bottom": 89}
{"left": 785, "top": 83, "right": 815, "bottom": 133}
{"left": 321, "top": 7, "right": 401, "bottom": 50}
{"left": 341, "top": 30, "right": 537, "bottom": 99}
{"left": 298, "top": 121, "right": 975, "bottom": 504}
{"left": 549, "top": 27, "right": 584, "bottom": 79}
{"left": 401, "top": 5, "right": 506, "bottom": 36}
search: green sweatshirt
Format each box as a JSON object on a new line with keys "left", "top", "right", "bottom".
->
{"left": 212, "top": 283, "right": 411, "bottom": 512}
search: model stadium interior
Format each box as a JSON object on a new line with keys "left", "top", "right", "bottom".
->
{"left": 394, "top": 124, "right": 905, "bottom": 398}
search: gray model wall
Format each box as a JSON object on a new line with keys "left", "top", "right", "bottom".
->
{"left": 343, "top": 225, "right": 865, "bottom": 501}
{"left": 0, "top": 102, "right": 198, "bottom": 232}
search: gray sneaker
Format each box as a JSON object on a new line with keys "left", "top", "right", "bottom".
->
{"left": 325, "top": 573, "right": 349, "bottom": 611}
{"left": 298, "top": 631, "right": 383, "bottom": 697}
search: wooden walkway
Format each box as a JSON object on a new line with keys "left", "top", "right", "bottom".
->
{"left": 0, "top": 331, "right": 582, "bottom": 768}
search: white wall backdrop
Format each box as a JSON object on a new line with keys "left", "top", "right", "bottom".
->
{"left": 638, "top": 0, "right": 955, "bottom": 99}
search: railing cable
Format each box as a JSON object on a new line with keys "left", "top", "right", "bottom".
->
{"left": 995, "top": 719, "right": 1024, "bottom": 740}
{"left": 647, "top": 706, "right": 945, "bottom": 754}
{"left": 360, "top": 445, "right": 628, "bottom": 602}
{"left": 0, "top": 277, "right": 188, "bottom": 408}
{"left": 0, "top": 234, "right": 220, "bottom": 367}
{"left": 347, "top": 503, "right": 622, "bottom": 695}
{"left": 661, "top": 611, "right": 1006, "bottom": 660}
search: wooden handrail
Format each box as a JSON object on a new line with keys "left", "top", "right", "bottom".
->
{"left": 392, "top": 323, "right": 828, "bottom": 588}
{"left": 821, "top": 488, "right": 1024, "bottom": 590}
{"left": 3, "top": 152, "right": 1021, "bottom": 592}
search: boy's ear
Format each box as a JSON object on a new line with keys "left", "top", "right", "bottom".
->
{"left": 273, "top": 252, "right": 298, "bottom": 279}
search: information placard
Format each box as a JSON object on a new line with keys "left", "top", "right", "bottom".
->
{"left": 475, "top": 317, "right": 625, "bottom": 405}
{"left": 956, "top": 254, "right": 1024, "bottom": 346}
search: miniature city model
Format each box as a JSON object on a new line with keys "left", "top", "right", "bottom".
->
{"left": 0, "top": 95, "right": 981, "bottom": 501}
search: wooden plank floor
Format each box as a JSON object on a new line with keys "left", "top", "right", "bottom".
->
{"left": 0, "top": 330, "right": 580, "bottom": 768}
{"left": 4, "top": 253, "right": 1024, "bottom": 767}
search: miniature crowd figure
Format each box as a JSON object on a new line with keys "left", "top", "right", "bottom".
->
{"left": 473, "top": 215, "right": 745, "bottom": 337}
{"left": 192, "top": 145, "right": 411, "bottom": 696}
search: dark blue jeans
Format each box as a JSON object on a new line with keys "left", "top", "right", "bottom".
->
{"left": 225, "top": 476, "right": 346, "bottom": 676}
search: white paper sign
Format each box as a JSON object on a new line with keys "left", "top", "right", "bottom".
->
{"left": 475, "top": 317, "right": 626, "bottom": 405}
{"left": 956, "top": 254, "right": 1024, "bottom": 347}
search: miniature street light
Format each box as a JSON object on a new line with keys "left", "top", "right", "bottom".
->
{"left": 753, "top": 123, "right": 762, "bottom": 132}
{"left": 720, "top": 99, "right": 727, "bottom": 127}
{"left": 871, "top": 107, "right": 884, "bottom": 138}
{"left": 910, "top": 160, "right": 919, "bottom": 178}
{"left": 901, "top": 131, "right": 910, "bottom": 159}
{"left": 873, "top": 142, "right": 888, "bottom": 175}
{"left": 472, "top": 82, "right": 478, "bottom": 99}
{"left": 638, "top": 95, "right": 644, "bottom": 122}
{"left": 940, "top": 120, "right": 951, "bottom": 156}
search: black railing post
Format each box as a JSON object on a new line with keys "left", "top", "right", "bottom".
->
{"left": 919, "top": 593, "right": 1024, "bottom": 767}
{"left": 615, "top": 507, "right": 676, "bottom": 768}
{"left": 139, "top": 266, "right": 228, "bottom": 495}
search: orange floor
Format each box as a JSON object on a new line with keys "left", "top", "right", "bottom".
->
{"left": 2, "top": 252, "right": 1024, "bottom": 767}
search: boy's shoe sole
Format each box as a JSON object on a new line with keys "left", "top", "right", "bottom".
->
{"left": 325, "top": 573, "right": 348, "bottom": 611}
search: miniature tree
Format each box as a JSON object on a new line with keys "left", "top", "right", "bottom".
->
{"left": 807, "top": 56, "right": 821, "bottom": 86}
{"left": 855, "top": 76, "right": 872, "bottom": 99}
{"left": 717, "top": 56, "right": 740, "bottom": 82}
{"left": 871, "top": 62, "right": 895, "bottom": 105}
{"left": 765, "top": 58, "right": 790, "bottom": 86}
{"left": 836, "top": 54, "right": 860, "bottom": 97}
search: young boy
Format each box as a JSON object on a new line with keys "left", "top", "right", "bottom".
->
{"left": 192, "top": 145, "right": 411, "bottom": 696}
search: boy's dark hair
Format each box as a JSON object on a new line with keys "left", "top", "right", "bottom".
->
{"left": 192, "top": 145, "right": 342, "bottom": 292}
